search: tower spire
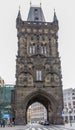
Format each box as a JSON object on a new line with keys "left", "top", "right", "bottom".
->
{"left": 17, "top": 6, "right": 21, "bottom": 19}
{"left": 16, "top": 6, "right": 22, "bottom": 25}
{"left": 30, "top": 1, "right": 32, "bottom": 7}
{"left": 53, "top": 9, "right": 58, "bottom": 22}
{"left": 40, "top": 2, "right": 42, "bottom": 7}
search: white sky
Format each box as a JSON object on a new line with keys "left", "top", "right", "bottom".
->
{"left": 0, "top": 0, "right": 75, "bottom": 89}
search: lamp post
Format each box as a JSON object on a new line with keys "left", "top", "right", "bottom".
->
{"left": 68, "top": 108, "right": 73, "bottom": 127}
{"left": 63, "top": 107, "right": 73, "bottom": 126}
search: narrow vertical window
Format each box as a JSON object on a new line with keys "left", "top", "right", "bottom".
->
{"left": 40, "top": 45, "right": 46, "bottom": 54}
{"left": 44, "top": 46, "right": 46, "bottom": 54}
{"left": 29, "top": 46, "right": 32, "bottom": 54}
{"left": 41, "top": 46, "right": 44, "bottom": 54}
{"left": 33, "top": 45, "right": 35, "bottom": 54}
{"left": 29, "top": 44, "right": 35, "bottom": 54}
{"left": 36, "top": 70, "right": 42, "bottom": 81}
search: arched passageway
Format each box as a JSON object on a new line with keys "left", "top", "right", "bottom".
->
{"left": 27, "top": 102, "right": 47, "bottom": 123}
{"left": 13, "top": 89, "right": 63, "bottom": 125}
{"left": 23, "top": 90, "right": 58, "bottom": 124}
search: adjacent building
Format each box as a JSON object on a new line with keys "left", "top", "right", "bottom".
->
{"left": 30, "top": 102, "right": 47, "bottom": 122}
{"left": 63, "top": 88, "right": 75, "bottom": 122}
{"left": 0, "top": 84, "right": 14, "bottom": 119}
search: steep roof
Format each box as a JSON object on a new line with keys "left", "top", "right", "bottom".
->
{"left": 27, "top": 6, "right": 45, "bottom": 22}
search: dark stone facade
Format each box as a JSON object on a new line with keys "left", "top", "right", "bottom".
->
{"left": 12, "top": 6, "right": 64, "bottom": 125}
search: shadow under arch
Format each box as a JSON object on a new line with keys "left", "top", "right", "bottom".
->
{"left": 23, "top": 89, "right": 58, "bottom": 124}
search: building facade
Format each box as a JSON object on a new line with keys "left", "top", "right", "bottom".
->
{"left": 63, "top": 88, "right": 75, "bottom": 122}
{"left": 12, "top": 4, "right": 63, "bottom": 124}
{"left": 30, "top": 102, "right": 47, "bottom": 122}
{"left": 0, "top": 84, "right": 14, "bottom": 119}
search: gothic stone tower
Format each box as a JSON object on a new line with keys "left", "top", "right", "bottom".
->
{"left": 13, "top": 5, "right": 63, "bottom": 124}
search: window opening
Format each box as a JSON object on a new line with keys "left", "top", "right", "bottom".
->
{"left": 29, "top": 44, "right": 35, "bottom": 54}
{"left": 36, "top": 70, "right": 42, "bottom": 81}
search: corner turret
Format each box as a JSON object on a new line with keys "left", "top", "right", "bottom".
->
{"left": 53, "top": 9, "right": 58, "bottom": 24}
{"left": 16, "top": 7, "right": 22, "bottom": 25}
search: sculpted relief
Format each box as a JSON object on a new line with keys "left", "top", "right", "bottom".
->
{"left": 18, "top": 73, "right": 33, "bottom": 86}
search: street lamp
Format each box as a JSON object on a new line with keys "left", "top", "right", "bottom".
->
{"left": 63, "top": 107, "right": 73, "bottom": 126}
{"left": 68, "top": 108, "right": 73, "bottom": 127}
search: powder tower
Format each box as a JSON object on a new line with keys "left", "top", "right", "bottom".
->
{"left": 12, "top": 4, "right": 63, "bottom": 125}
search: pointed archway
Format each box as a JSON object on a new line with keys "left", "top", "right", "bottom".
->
{"left": 23, "top": 89, "right": 58, "bottom": 124}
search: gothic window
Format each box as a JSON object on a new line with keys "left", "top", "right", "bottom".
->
{"left": 44, "top": 46, "right": 46, "bottom": 54}
{"left": 29, "top": 44, "right": 35, "bottom": 54}
{"left": 40, "top": 44, "right": 47, "bottom": 54}
{"left": 36, "top": 70, "right": 42, "bottom": 81}
{"left": 41, "top": 46, "right": 44, "bottom": 54}
{"left": 29, "top": 46, "right": 32, "bottom": 54}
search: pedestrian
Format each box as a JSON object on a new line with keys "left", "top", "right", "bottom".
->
{"left": 0, "top": 119, "right": 3, "bottom": 127}
{"left": 2, "top": 119, "right": 5, "bottom": 127}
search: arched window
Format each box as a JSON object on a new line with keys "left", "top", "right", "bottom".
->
{"left": 29, "top": 44, "right": 35, "bottom": 54}
{"left": 36, "top": 70, "right": 42, "bottom": 81}
{"left": 41, "top": 45, "right": 44, "bottom": 54}
{"left": 44, "top": 46, "right": 47, "bottom": 54}
{"left": 40, "top": 44, "right": 47, "bottom": 54}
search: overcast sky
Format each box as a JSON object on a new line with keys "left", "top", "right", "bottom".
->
{"left": 0, "top": 0, "right": 75, "bottom": 89}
